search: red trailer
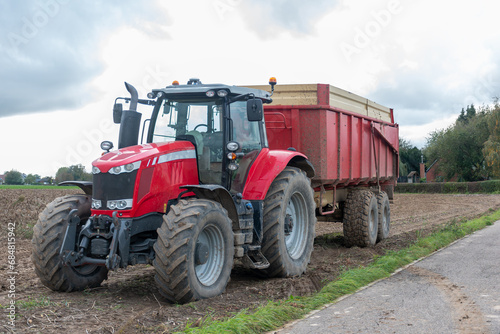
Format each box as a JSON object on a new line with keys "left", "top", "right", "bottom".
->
{"left": 247, "top": 83, "right": 399, "bottom": 247}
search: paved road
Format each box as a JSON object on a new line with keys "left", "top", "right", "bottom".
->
{"left": 275, "top": 221, "right": 500, "bottom": 334}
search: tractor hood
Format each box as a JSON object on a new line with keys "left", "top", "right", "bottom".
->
{"left": 92, "top": 141, "right": 195, "bottom": 174}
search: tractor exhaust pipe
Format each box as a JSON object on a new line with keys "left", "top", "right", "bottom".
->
{"left": 118, "top": 82, "right": 142, "bottom": 149}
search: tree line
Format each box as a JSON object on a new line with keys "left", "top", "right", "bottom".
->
{"left": 400, "top": 102, "right": 500, "bottom": 182}
{"left": 2, "top": 164, "right": 92, "bottom": 185}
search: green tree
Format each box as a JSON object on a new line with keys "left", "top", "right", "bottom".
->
{"left": 55, "top": 164, "right": 92, "bottom": 183}
{"left": 457, "top": 104, "right": 477, "bottom": 124}
{"left": 424, "top": 108, "right": 490, "bottom": 181}
{"left": 483, "top": 102, "right": 500, "bottom": 178}
{"left": 399, "top": 138, "right": 423, "bottom": 176}
{"left": 5, "top": 170, "right": 24, "bottom": 185}
{"left": 24, "top": 173, "right": 41, "bottom": 185}
{"left": 55, "top": 167, "right": 72, "bottom": 183}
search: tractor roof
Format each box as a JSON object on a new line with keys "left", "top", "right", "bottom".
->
{"left": 152, "top": 82, "right": 273, "bottom": 103}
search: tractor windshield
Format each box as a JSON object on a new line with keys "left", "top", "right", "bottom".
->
{"left": 151, "top": 98, "right": 224, "bottom": 184}
{"left": 152, "top": 98, "right": 222, "bottom": 143}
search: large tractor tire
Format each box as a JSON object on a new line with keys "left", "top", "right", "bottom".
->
{"left": 261, "top": 167, "right": 316, "bottom": 278}
{"left": 376, "top": 191, "right": 391, "bottom": 242}
{"left": 31, "top": 195, "right": 108, "bottom": 291}
{"left": 343, "top": 189, "right": 378, "bottom": 247}
{"left": 153, "top": 199, "right": 234, "bottom": 304}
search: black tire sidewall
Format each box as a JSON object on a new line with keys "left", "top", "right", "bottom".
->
{"left": 32, "top": 195, "right": 108, "bottom": 291}
{"left": 377, "top": 192, "right": 391, "bottom": 241}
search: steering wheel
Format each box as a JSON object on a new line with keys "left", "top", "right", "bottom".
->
{"left": 194, "top": 124, "right": 208, "bottom": 131}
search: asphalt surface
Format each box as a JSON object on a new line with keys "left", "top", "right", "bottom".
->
{"left": 274, "top": 221, "right": 500, "bottom": 334}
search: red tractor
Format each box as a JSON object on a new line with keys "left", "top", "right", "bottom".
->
{"left": 32, "top": 78, "right": 317, "bottom": 303}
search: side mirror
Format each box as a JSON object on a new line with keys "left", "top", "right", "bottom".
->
{"left": 113, "top": 103, "right": 123, "bottom": 124}
{"left": 247, "top": 98, "right": 263, "bottom": 122}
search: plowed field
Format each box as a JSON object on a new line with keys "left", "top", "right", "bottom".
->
{"left": 1, "top": 189, "right": 500, "bottom": 333}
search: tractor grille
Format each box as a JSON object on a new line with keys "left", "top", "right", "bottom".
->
{"left": 92, "top": 170, "right": 137, "bottom": 204}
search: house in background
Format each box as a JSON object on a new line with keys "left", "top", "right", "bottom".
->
{"left": 420, "top": 159, "right": 459, "bottom": 182}
{"left": 0, "top": 174, "right": 4, "bottom": 185}
{"left": 407, "top": 171, "right": 419, "bottom": 183}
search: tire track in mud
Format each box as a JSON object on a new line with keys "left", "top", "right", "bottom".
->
{"left": 407, "top": 266, "right": 490, "bottom": 334}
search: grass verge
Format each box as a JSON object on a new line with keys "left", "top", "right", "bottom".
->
{"left": 182, "top": 209, "right": 500, "bottom": 334}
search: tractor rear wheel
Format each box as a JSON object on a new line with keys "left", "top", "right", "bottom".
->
{"left": 31, "top": 195, "right": 108, "bottom": 291}
{"left": 261, "top": 167, "right": 316, "bottom": 277}
{"left": 376, "top": 191, "right": 391, "bottom": 242}
{"left": 153, "top": 199, "right": 234, "bottom": 304}
{"left": 343, "top": 189, "right": 379, "bottom": 247}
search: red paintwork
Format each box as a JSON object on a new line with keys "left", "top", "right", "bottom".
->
{"left": 91, "top": 141, "right": 198, "bottom": 217}
{"left": 242, "top": 148, "right": 308, "bottom": 200}
{"left": 264, "top": 103, "right": 399, "bottom": 190}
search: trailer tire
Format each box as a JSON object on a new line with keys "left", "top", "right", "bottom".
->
{"left": 376, "top": 191, "right": 391, "bottom": 242}
{"left": 343, "top": 189, "right": 378, "bottom": 247}
{"left": 31, "top": 195, "right": 108, "bottom": 292}
{"left": 261, "top": 167, "right": 316, "bottom": 278}
{"left": 153, "top": 199, "right": 234, "bottom": 304}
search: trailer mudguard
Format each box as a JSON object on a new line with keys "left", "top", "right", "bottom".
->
{"left": 242, "top": 148, "right": 315, "bottom": 200}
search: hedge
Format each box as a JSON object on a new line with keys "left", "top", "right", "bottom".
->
{"left": 395, "top": 180, "right": 500, "bottom": 194}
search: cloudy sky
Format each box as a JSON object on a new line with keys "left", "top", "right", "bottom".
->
{"left": 1, "top": 0, "right": 499, "bottom": 177}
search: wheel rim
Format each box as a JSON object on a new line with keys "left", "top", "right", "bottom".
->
{"left": 369, "top": 204, "right": 377, "bottom": 240}
{"left": 195, "top": 224, "right": 225, "bottom": 286}
{"left": 285, "top": 191, "right": 308, "bottom": 259}
{"left": 382, "top": 205, "right": 390, "bottom": 234}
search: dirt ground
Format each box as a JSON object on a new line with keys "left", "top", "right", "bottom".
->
{"left": 1, "top": 189, "right": 500, "bottom": 333}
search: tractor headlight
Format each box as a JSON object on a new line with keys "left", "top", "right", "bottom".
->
{"left": 217, "top": 90, "right": 228, "bottom": 97}
{"left": 108, "top": 161, "right": 141, "bottom": 175}
{"left": 226, "top": 141, "right": 239, "bottom": 152}
{"left": 107, "top": 199, "right": 133, "bottom": 210}
{"left": 100, "top": 141, "right": 114, "bottom": 151}
{"left": 228, "top": 163, "right": 239, "bottom": 171}
{"left": 91, "top": 199, "right": 102, "bottom": 209}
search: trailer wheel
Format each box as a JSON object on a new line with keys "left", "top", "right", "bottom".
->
{"left": 261, "top": 167, "right": 316, "bottom": 277}
{"left": 343, "top": 189, "right": 378, "bottom": 247}
{"left": 153, "top": 199, "right": 234, "bottom": 304}
{"left": 31, "top": 195, "right": 108, "bottom": 291}
{"left": 376, "top": 191, "right": 391, "bottom": 242}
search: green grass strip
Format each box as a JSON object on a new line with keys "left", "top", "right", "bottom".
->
{"left": 182, "top": 209, "right": 500, "bottom": 334}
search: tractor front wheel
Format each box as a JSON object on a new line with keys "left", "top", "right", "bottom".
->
{"left": 153, "top": 199, "right": 234, "bottom": 304}
{"left": 31, "top": 195, "right": 108, "bottom": 291}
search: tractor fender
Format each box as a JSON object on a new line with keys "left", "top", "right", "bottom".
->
{"left": 242, "top": 149, "right": 315, "bottom": 201}
{"left": 180, "top": 185, "right": 238, "bottom": 224}
{"left": 59, "top": 181, "right": 93, "bottom": 195}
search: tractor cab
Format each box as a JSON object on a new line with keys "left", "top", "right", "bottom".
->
{"left": 144, "top": 79, "right": 273, "bottom": 193}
